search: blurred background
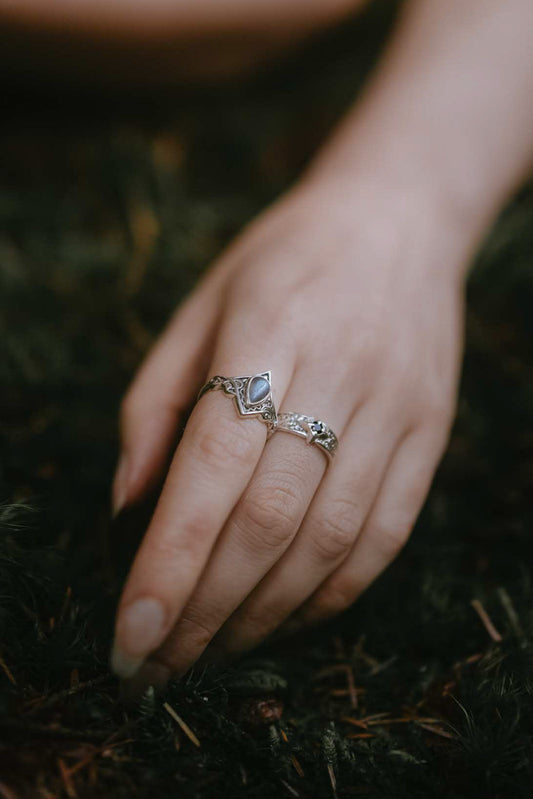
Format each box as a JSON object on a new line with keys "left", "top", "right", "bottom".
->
{"left": 2, "top": 2, "right": 533, "bottom": 797}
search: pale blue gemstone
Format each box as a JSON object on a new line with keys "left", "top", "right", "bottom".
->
{"left": 248, "top": 375, "right": 270, "bottom": 404}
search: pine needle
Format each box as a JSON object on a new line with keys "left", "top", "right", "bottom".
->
{"left": 471, "top": 598, "right": 503, "bottom": 642}
{"left": 163, "top": 702, "right": 201, "bottom": 747}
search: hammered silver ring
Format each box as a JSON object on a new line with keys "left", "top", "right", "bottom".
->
{"left": 197, "top": 371, "right": 277, "bottom": 435}
{"left": 276, "top": 412, "right": 338, "bottom": 461}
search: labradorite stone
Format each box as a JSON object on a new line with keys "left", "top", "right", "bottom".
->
{"left": 248, "top": 375, "right": 270, "bottom": 404}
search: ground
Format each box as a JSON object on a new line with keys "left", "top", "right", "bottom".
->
{"left": 2, "top": 4, "right": 533, "bottom": 797}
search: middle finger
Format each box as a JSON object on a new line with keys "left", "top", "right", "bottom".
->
{"left": 111, "top": 315, "right": 294, "bottom": 679}
{"left": 149, "top": 365, "right": 356, "bottom": 675}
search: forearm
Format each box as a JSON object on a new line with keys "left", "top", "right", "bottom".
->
{"left": 303, "top": 0, "right": 533, "bottom": 255}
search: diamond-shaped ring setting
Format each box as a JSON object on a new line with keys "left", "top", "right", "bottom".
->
{"left": 197, "top": 371, "right": 277, "bottom": 434}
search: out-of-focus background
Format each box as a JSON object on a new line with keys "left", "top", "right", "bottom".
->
{"left": 2, "top": 3, "right": 533, "bottom": 797}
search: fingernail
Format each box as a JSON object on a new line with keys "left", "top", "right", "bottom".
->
{"left": 110, "top": 643, "right": 144, "bottom": 680}
{"left": 112, "top": 453, "right": 130, "bottom": 518}
{"left": 111, "top": 597, "right": 166, "bottom": 679}
{"left": 120, "top": 659, "right": 171, "bottom": 704}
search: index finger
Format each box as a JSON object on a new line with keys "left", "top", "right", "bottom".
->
{"left": 111, "top": 319, "right": 294, "bottom": 678}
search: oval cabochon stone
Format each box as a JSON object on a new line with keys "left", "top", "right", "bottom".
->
{"left": 247, "top": 375, "right": 270, "bottom": 404}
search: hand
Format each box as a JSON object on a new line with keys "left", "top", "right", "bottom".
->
{"left": 110, "top": 178, "right": 466, "bottom": 684}
{"left": 110, "top": 0, "right": 533, "bottom": 690}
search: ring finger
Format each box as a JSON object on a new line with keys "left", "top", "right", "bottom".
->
{"left": 214, "top": 399, "right": 407, "bottom": 654}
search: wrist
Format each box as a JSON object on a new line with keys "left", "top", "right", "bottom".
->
{"left": 298, "top": 0, "right": 533, "bottom": 279}
{"left": 294, "top": 150, "right": 480, "bottom": 289}
{"left": 302, "top": 118, "right": 508, "bottom": 271}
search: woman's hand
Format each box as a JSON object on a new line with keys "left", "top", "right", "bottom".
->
{"left": 111, "top": 0, "right": 533, "bottom": 686}
{"left": 110, "top": 179, "right": 465, "bottom": 683}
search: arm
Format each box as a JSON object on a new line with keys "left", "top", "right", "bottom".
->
{"left": 306, "top": 0, "right": 533, "bottom": 246}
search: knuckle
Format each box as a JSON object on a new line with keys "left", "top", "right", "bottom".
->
{"left": 227, "top": 276, "right": 291, "bottom": 330}
{"left": 233, "top": 603, "right": 282, "bottom": 641}
{"left": 346, "top": 334, "right": 384, "bottom": 380}
{"left": 239, "top": 482, "right": 300, "bottom": 552}
{"left": 374, "top": 517, "right": 412, "bottom": 559}
{"left": 249, "top": 296, "right": 287, "bottom": 330}
{"left": 312, "top": 576, "right": 357, "bottom": 618}
{"left": 310, "top": 499, "right": 359, "bottom": 561}
{"left": 195, "top": 416, "right": 258, "bottom": 470}
{"left": 407, "top": 370, "right": 456, "bottom": 425}
{"left": 149, "top": 515, "right": 212, "bottom": 561}
{"left": 176, "top": 606, "right": 217, "bottom": 651}
{"left": 420, "top": 393, "right": 454, "bottom": 427}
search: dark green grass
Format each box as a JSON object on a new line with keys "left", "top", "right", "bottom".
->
{"left": 2, "top": 4, "right": 533, "bottom": 797}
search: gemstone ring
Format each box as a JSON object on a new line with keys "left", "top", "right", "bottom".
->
{"left": 275, "top": 412, "right": 338, "bottom": 461}
{"left": 197, "top": 371, "right": 277, "bottom": 435}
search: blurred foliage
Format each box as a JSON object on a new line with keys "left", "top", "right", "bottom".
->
{"left": 2, "top": 2, "right": 533, "bottom": 797}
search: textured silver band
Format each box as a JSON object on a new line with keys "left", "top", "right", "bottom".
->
{"left": 197, "top": 371, "right": 277, "bottom": 435}
{"left": 276, "top": 412, "right": 338, "bottom": 460}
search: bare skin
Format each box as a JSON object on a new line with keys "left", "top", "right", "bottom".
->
{"left": 12, "top": 0, "right": 531, "bottom": 686}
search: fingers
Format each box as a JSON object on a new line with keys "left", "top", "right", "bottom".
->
{"left": 147, "top": 366, "right": 355, "bottom": 675}
{"left": 281, "top": 424, "right": 450, "bottom": 631}
{"left": 111, "top": 312, "right": 295, "bottom": 678}
{"left": 215, "top": 399, "right": 405, "bottom": 654}
{"left": 112, "top": 279, "right": 222, "bottom": 516}
{"left": 150, "top": 434, "right": 325, "bottom": 675}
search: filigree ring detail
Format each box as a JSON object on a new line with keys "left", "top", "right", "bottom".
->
{"left": 275, "top": 412, "right": 338, "bottom": 461}
{"left": 197, "top": 371, "right": 277, "bottom": 435}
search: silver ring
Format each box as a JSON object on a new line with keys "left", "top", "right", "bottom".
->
{"left": 276, "top": 412, "right": 338, "bottom": 460}
{"left": 197, "top": 371, "right": 277, "bottom": 435}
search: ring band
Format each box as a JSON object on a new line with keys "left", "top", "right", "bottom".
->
{"left": 276, "top": 412, "right": 338, "bottom": 460}
{"left": 197, "top": 371, "right": 277, "bottom": 434}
